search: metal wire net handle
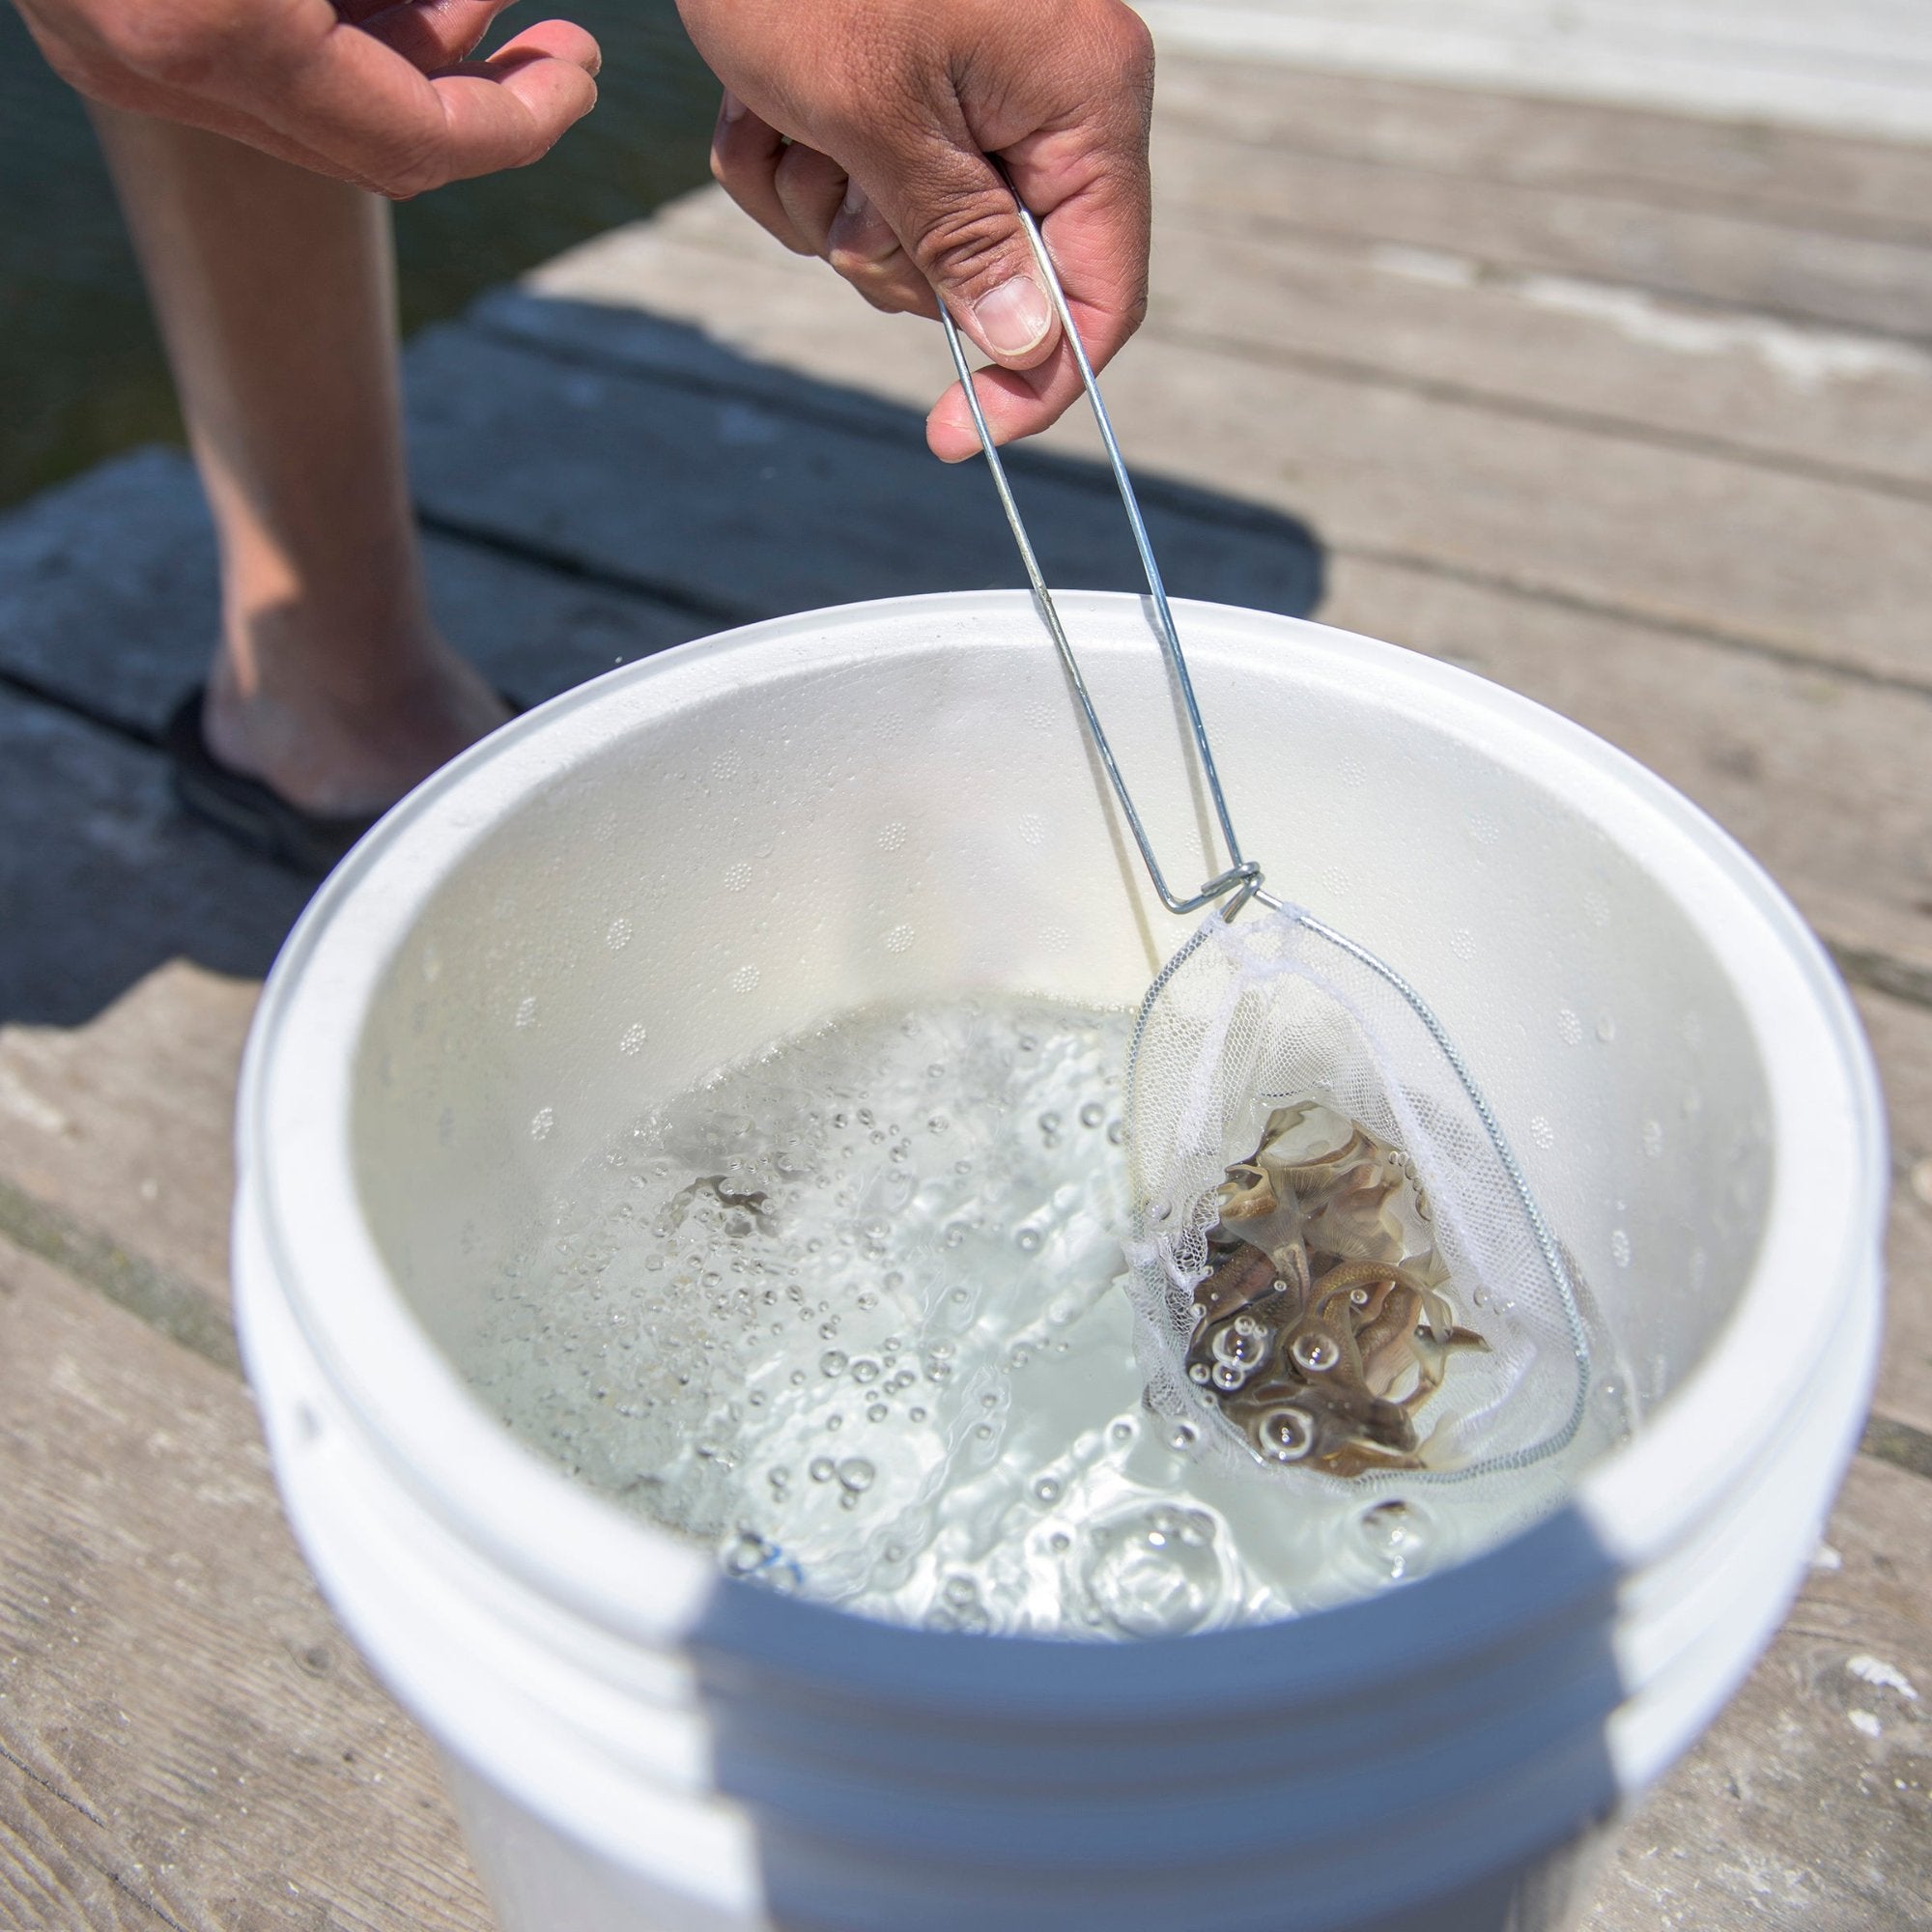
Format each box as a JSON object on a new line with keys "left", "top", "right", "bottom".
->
{"left": 938, "top": 197, "right": 1593, "bottom": 1467}
{"left": 937, "top": 205, "right": 1258, "bottom": 919}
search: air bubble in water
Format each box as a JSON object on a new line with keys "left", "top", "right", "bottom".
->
{"left": 1354, "top": 1499, "right": 1432, "bottom": 1581}
{"left": 837, "top": 1459, "right": 875, "bottom": 1493}
{"left": 724, "top": 1530, "right": 775, "bottom": 1577}
{"left": 1291, "top": 1332, "right": 1340, "bottom": 1374}
{"left": 819, "top": 1350, "right": 847, "bottom": 1378}
{"left": 1084, "top": 1506, "right": 1223, "bottom": 1638}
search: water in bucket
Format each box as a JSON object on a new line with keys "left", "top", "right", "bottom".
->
{"left": 460, "top": 990, "right": 1629, "bottom": 1636}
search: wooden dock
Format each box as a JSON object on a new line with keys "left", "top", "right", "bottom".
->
{"left": 2, "top": 43, "right": 1929, "bottom": 1930}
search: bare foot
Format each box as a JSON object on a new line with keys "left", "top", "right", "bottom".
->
{"left": 202, "top": 639, "right": 512, "bottom": 819}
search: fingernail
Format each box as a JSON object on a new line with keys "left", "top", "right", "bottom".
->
{"left": 972, "top": 276, "right": 1053, "bottom": 359}
{"left": 841, "top": 178, "right": 866, "bottom": 218}
{"left": 720, "top": 89, "right": 745, "bottom": 124}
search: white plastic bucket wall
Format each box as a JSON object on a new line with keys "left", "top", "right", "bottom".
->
{"left": 235, "top": 592, "right": 1885, "bottom": 1932}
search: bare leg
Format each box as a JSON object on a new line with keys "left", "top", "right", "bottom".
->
{"left": 92, "top": 105, "right": 507, "bottom": 817}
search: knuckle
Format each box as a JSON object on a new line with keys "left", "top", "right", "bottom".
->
{"left": 826, "top": 238, "right": 885, "bottom": 281}
{"left": 906, "top": 192, "right": 1014, "bottom": 295}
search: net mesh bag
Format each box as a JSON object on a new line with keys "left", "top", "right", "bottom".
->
{"left": 1123, "top": 900, "right": 1591, "bottom": 1486}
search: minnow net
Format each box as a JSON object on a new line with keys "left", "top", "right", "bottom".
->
{"left": 940, "top": 194, "right": 1591, "bottom": 1485}
{"left": 1122, "top": 903, "right": 1591, "bottom": 1484}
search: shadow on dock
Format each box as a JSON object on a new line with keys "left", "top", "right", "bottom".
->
{"left": 0, "top": 299, "right": 1325, "bottom": 1029}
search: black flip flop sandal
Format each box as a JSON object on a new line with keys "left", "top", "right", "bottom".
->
{"left": 163, "top": 685, "right": 521, "bottom": 878}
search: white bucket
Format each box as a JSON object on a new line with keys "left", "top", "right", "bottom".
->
{"left": 235, "top": 592, "right": 1885, "bottom": 1932}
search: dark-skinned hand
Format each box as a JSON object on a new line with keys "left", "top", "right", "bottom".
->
{"left": 681, "top": 0, "right": 1155, "bottom": 459}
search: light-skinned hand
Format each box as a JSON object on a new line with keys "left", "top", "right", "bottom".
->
{"left": 680, "top": 0, "right": 1155, "bottom": 460}
{"left": 14, "top": 0, "right": 601, "bottom": 196}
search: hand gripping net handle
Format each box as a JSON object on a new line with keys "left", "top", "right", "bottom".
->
{"left": 939, "top": 192, "right": 1593, "bottom": 1477}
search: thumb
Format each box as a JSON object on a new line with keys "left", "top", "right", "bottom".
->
{"left": 863, "top": 144, "right": 1060, "bottom": 369}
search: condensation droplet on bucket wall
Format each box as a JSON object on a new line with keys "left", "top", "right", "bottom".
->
{"left": 884, "top": 924, "right": 915, "bottom": 954}
{"left": 877, "top": 822, "right": 908, "bottom": 853}
{"left": 730, "top": 965, "right": 760, "bottom": 994}
{"left": 514, "top": 995, "right": 538, "bottom": 1029}
{"left": 1529, "top": 1115, "right": 1555, "bottom": 1150}
{"left": 619, "top": 1024, "right": 647, "bottom": 1057}
{"left": 1610, "top": 1229, "right": 1632, "bottom": 1268}
{"left": 530, "top": 1107, "right": 555, "bottom": 1142}
{"left": 723, "top": 862, "right": 753, "bottom": 892}
{"left": 1556, "top": 1008, "right": 1583, "bottom": 1045}
{"left": 606, "top": 919, "right": 633, "bottom": 952}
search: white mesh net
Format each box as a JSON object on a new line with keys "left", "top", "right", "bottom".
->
{"left": 1123, "top": 901, "right": 1591, "bottom": 1486}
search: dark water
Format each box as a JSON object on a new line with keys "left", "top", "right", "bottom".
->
{"left": 0, "top": 2, "right": 719, "bottom": 511}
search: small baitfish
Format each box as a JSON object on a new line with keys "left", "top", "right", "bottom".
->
{"left": 1182, "top": 1097, "right": 1488, "bottom": 1479}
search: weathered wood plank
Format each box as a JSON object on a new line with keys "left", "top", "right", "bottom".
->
{"left": 401, "top": 326, "right": 1321, "bottom": 626}
{"left": 1588, "top": 1453, "right": 1932, "bottom": 1929}
{"left": 0, "top": 959, "right": 253, "bottom": 1323}
{"left": 1857, "top": 989, "right": 1932, "bottom": 1442}
{"left": 1150, "top": 121, "right": 1932, "bottom": 344}
{"left": 1149, "top": 222, "right": 1932, "bottom": 497}
{"left": 0, "top": 1236, "right": 491, "bottom": 1932}
{"left": 1147, "top": 57, "right": 1932, "bottom": 233}
{"left": 1309, "top": 551, "right": 1932, "bottom": 983}
{"left": 519, "top": 195, "right": 1932, "bottom": 692}
{"left": 0, "top": 447, "right": 702, "bottom": 743}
